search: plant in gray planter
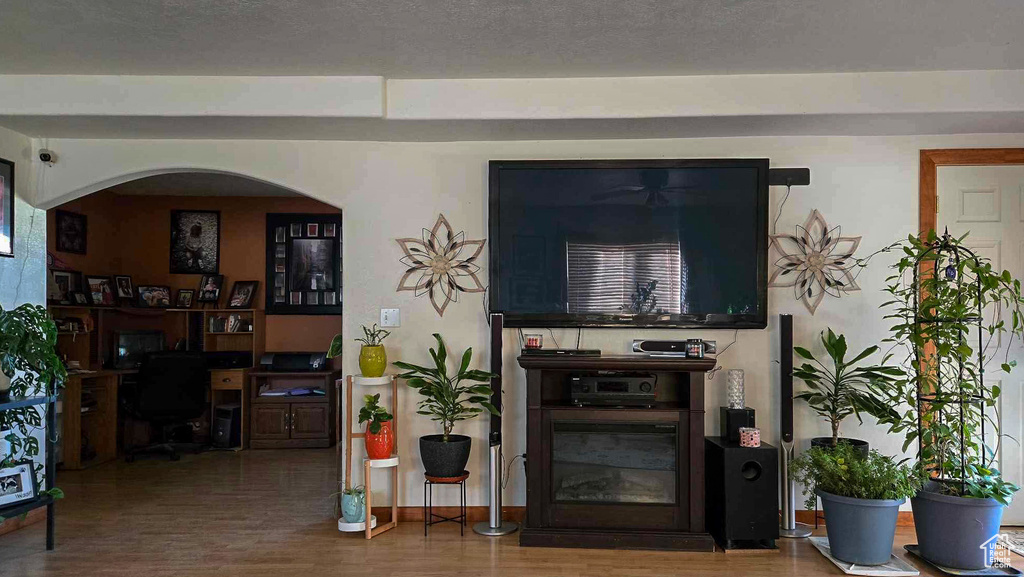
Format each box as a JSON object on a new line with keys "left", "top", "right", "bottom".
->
{"left": 792, "top": 443, "right": 922, "bottom": 565}
{"left": 793, "top": 328, "right": 901, "bottom": 453}
{"left": 394, "top": 333, "right": 497, "bottom": 478}
{"left": 863, "top": 231, "right": 1023, "bottom": 569}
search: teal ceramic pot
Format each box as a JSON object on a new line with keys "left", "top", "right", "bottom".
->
{"left": 342, "top": 491, "right": 366, "bottom": 523}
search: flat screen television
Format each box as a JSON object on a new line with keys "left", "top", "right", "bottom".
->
{"left": 488, "top": 159, "right": 769, "bottom": 328}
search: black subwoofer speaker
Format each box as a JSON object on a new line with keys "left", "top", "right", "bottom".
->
{"left": 213, "top": 403, "right": 241, "bottom": 449}
{"left": 705, "top": 436, "right": 779, "bottom": 549}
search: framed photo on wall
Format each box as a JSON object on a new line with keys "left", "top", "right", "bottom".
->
{"left": 55, "top": 209, "right": 87, "bottom": 255}
{"left": 170, "top": 210, "right": 220, "bottom": 274}
{"left": 265, "top": 213, "right": 342, "bottom": 315}
{"left": 0, "top": 157, "right": 13, "bottom": 258}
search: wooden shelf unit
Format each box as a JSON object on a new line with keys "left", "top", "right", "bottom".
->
{"left": 338, "top": 375, "right": 399, "bottom": 539}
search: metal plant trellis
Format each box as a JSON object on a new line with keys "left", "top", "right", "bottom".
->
{"left": 912, "top": 230, "right": 986, "bottom": 492}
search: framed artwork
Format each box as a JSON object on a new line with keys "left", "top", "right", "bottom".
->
{"left": 113, "top": 275, "right": 134, "bottom": 300}
{"left": 227, "top": 281, "right": 259, "bottom": 309}
{"left": 0, "top": 461, "right": 37, "bottom": 508}
{"left": 49, "top": 269, "right": 82, "bottom": 305}
{"left": 136, "top": 285, "right": 172, "bottom": 308}
{"left": 170, "top": 210, "right": 220, "bottom": 274}
{"left": 84, "top": 275, "right": 116, "bottom": 306}
{"left": 0, "top": 158, "right": 12, "bottom": 258}
{"left": 266, "top": 213, "right": 342, "bottom": 315}
{"left": 198, "top": 274, "right": 224, "bottom": 303}
{"left": 175, "top": 289, "right": 195, "bottom": 309}
{"left": 55, "top": 209, "right": 87, "bottom": 255}
{"left": 72, "top": 292, "right": 90, "bottom": 305}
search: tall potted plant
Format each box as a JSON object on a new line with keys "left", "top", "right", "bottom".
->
{"left": 865, "top": 231, "right": 1023, "bottom": 570}
{"left": 394, "top": 334, "right": 497, "bottom": 477}
{"left": 793, "top": 328, "right": 900, "bottom": 453}
{"left": 358, "top": 393, "right": 394, "bottom": 460}
{"left": 0, "top": 303, "right": 67, "bottom": 503}
{"left": 792, "top": 444, "right": 922, "bottom": 565}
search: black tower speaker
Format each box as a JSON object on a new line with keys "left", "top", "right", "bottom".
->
{"left": 489, "top": 313, "right": 503, "bottom": 445}
{"left": 780, "top": 313, "right": 794, "bottom": 443}
{"left": 705, "top": 437, "right": 780, "bottom": 549}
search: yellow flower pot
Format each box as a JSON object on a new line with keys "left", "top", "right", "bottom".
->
{"left": 359, "top": 345, "right": 387, "bottom": 378}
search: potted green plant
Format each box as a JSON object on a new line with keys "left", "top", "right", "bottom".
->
{"left": 791, "top": 444, "right": 922, "bottom": 565}
{"left": 792, "top": 328, "right": 901, "bottom": 454}
{"left": 394, "top": 333, "right": 497, "bottom": 477}
{"left": 0, "top": 303, "right": 67, "bottom": 505}
{"left": 328, "top": 324, "right": 391, "bottom": 378}
{"left": 864, "top": 231, "right": 1023, "bottom": 569}
{"left": 340, "top": 485, "right": 366, "bottom": 524}
{"left": 359, "top": 393, "right": 394, "bottom": 460}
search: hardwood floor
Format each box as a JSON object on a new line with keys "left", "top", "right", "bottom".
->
{"left": 0, "top": 448, "right": 1018, "bottom": 576}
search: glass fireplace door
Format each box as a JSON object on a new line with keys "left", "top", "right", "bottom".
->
{"left": 551, "top": 421, "right": 678, "bottom": 505}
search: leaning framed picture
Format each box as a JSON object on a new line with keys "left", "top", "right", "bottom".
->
{"left": 0, "top": 460, "right": 37, "bottom": 508}
{"left": 265, "top": 213, "right": 342, "bottom": 315}
{"left": 197, "top": 274, "right": 224, "bottom": 303}
{"left": 227, "top": 281, "right": 259, "bottom": 309}
{"left": 49, "top": 269, "right": 82, "bottom": 305}
{"left": 84, "top": 275, "right": 117, "bottom": 306}
{"left": 113, "top": 275, "right": 134, "bottom": 300}
{"left": 170, "top": 210, "right": 220, "bottom": 274}
{"left": 175, "top": 289, "right": 195, "bottom": 309}
{"left": 136, "top": 285, "right": 172, "bottom": 308}
{"left": 0, "top": 157, "right": 13, "bottom": 258}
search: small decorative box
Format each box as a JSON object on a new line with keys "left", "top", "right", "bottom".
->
{"left": 739, "top": 427, "right": 761, "bottom": 448}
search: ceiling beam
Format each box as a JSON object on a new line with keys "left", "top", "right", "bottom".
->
{"left": 0, "top": 75, "right": 384, "bottom": 117}
{"left": 387, "top": 70, "right": 1024, "bottom": 120}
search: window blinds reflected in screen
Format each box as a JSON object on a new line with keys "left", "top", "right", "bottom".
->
{"left": 566, "top": 242, "right": 685, "bottom": 315}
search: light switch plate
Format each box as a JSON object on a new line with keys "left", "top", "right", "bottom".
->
{"left": 380, "top": 308, "right": 400, "bottom": 328}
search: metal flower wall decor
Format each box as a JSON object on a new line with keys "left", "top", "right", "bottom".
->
{"left": 769, "top": 209, "right": 862, "bottom": 314}
{"left": 396, "top": 214, "right": 485, "bottom": 317}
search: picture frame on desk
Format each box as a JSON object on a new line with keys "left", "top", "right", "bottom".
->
{"left": 175, "top": 289, "right": 195, "bottom": 309}
{"left": 49, "top": 269, "right": 82, "bottom": 305}
{"left": 227, "top": 280, "right": 259, "bottom": 309}
{"left": 113, "top": 275, "right": 134, "bottom": 300}
{"left": 0, "top": 460, "right": 37, "bottom": 509}
{"left": 71, "top": 291, "right": 89, "bottom": 305}
{"left": 198, "top": 274, "right": 224, "bottom": 304}
{"left": 136, "top": 285, "right": 172, "bottom": 308}
{"left": 84, "top": 275, "right": 117, "bottom": 306}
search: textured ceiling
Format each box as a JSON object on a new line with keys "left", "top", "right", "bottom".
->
{"left": 105, "top": 172, "right": 299, "bottom": 196}
{"left": 1, "top": 0, "right": 1023, "bottom": 78}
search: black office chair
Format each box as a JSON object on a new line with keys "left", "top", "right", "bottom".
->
{"left": 122, "top": 351, "right": 208, "bottom": 462}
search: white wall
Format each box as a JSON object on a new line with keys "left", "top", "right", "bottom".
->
{"left": 0, "top": 124, "right": 46, "bottom": 472}
{"left": 30, "top": 133, "right": 1024, "bottom": 509}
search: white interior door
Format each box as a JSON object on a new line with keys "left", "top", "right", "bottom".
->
{"left": 938, "top": 165, "right": 1024, "bottom": 525}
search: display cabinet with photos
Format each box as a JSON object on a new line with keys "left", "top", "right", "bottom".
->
{"left": 265, "top": 213, "right": 342, "bottom": 315}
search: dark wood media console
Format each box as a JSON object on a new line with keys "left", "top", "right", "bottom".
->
{"left": 519, "top": 354, "right": 716, "bottom": 551}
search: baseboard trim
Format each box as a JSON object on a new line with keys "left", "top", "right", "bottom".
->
{"left": 371, "top": 506, "right": 526, "bottom": 523}
{"left": 0, "top": 506, "right": 46, "bottom": 536}
{"left": 795, "top": 510, "right": 915, "bottom": 527}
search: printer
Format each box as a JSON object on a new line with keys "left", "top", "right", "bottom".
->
{"left": 258, "top": 352, "right": 328, "bottom": 372}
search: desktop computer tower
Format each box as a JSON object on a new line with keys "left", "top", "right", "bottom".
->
{"left": 213, "top": 403, "right": 241, "bottom": 449}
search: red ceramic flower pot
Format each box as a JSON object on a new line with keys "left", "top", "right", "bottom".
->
{"left": 365, "top": 420, "right": 394, "bottom": 460}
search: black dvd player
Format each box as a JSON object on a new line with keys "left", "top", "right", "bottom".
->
{"left": 521, "top": 348, "right": 601, "bottom": 356}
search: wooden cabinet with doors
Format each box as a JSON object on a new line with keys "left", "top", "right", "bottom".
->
{"left": 249, "top": 371, "right": 337, "bottom": 449}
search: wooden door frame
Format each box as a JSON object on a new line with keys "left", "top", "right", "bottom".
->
{"left": 920, "top": 148, "right": 1024, "bottom": 235}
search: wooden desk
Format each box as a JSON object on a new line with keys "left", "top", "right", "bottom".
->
{"left": 61, "top": 370, "right": 131, "bottom": 470}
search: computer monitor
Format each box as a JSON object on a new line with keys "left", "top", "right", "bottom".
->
{"left": 113, "top": 330, "right": 166, "bottom": 369}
